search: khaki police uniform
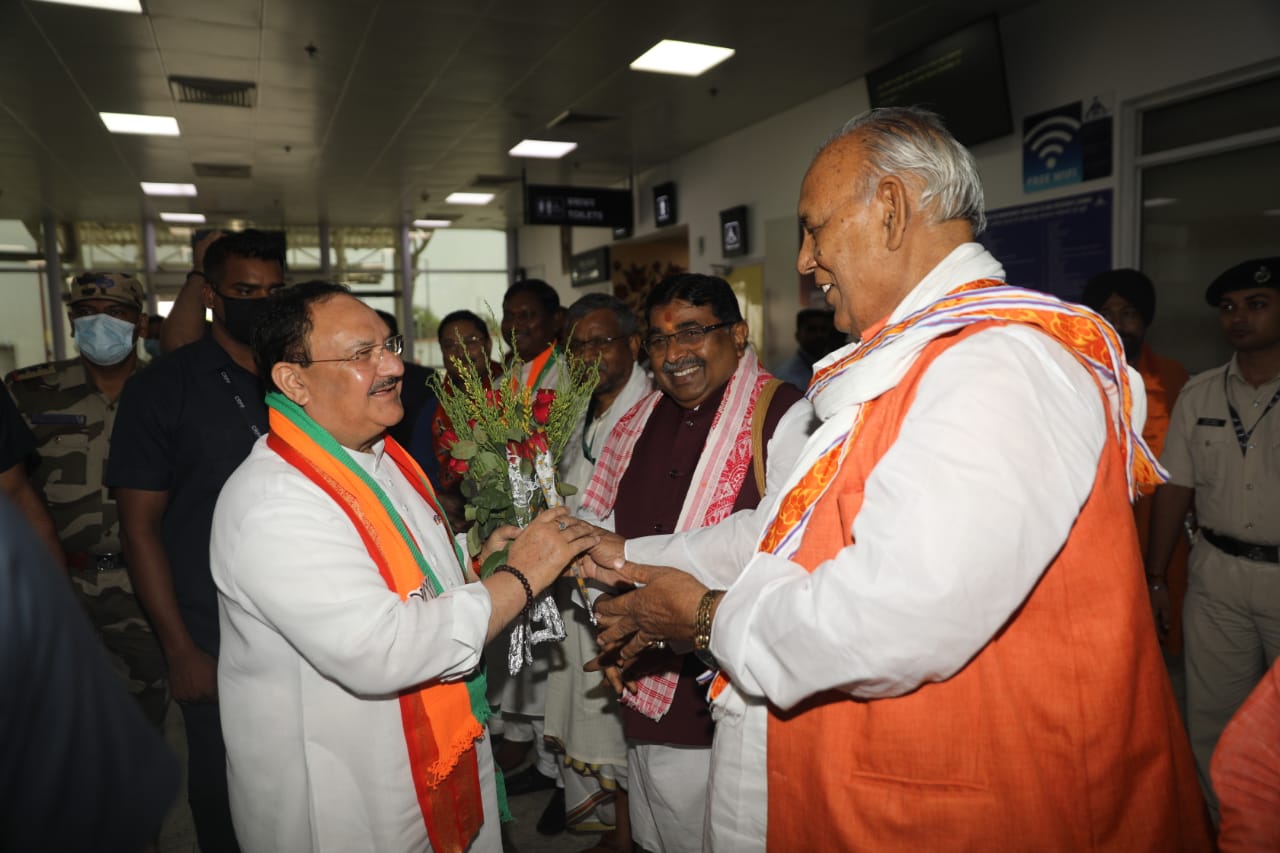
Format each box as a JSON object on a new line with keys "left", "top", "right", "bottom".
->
{"left": 6, "top": 275, "right": 169, "bottom": 728}
{"left": 1161, "top": 356, "right": 1280, "bottom": 815}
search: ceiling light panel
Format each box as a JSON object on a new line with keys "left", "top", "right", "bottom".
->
{"left": 630, "top": 39, "right": 735, "bottom": 77}
{"left": 100, "top": 112, "right": 180, "bottom": 136}
{"left": 445, "top": 192, "right": 494, "bottom": 205}
{"left": 33, "top": 0, "right": 142, "bottom": 12}
{"left": 159, "top": 212, "right": 206, "bottom": 223}
{"left": 141, "top": 182, "right": 197, "bottom": 197}
{"left": 413, "top": 219, "right": 453, "bottom": 228}
{"left": 508, "top": 139, "right": 578, "bottom": 159}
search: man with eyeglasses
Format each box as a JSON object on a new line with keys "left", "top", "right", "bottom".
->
{"left": 539, "top": 293, "right": 653, "bottom": 843}
{"left": 107, "top": 230, "right": 286, "bottom": 853}
{"left": 576, "top": 273, "right": 811, "bottom": 853}
{"left": 209, "top": 282, "right": 596, "bottom": 851}
{"left": 6, "top": 272, "right": 169, "bottom": 727}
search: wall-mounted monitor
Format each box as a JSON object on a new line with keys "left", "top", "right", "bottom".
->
{"left": 866, "top": 16, "right": 1013, "bottom": 147}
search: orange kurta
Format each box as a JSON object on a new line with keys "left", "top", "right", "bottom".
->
{"left": 765, "top": 324, "right": 1209, "bottom": 851}
{"left": 1133, "top": 343, "right": 1192, "bottom": 652}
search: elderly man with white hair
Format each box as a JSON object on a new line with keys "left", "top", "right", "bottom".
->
{"left": 586, "top": 107, "right": 1211, "bottom": 852}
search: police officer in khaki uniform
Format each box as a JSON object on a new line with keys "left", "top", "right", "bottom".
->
{"left": 5, "top": 272, "right": 168, "bottom": 727}
{"left": 1146, "top": 256, "right": 1280, "bottom": 822}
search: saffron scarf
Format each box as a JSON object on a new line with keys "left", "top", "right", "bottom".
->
{"left": 759, "top": 276, "right": 1165, "bottom": 559}
{"left": 523, "top": 345, "right": 559, "bottom": 391}
{"left": 265, "top": 391, "right": 490, "bottom": 853}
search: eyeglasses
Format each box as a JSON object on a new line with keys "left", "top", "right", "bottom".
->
{"left": 567, "top": 334, "right": 627, "bottom": 356}
{"left": 440, "top": 334, "right": 486, "bottom": 354}
{"left": 642, "top": 321, "right": 737, "bottom": 355}
{"left": 305, "top": 334, "right": 404, "bottom": 366}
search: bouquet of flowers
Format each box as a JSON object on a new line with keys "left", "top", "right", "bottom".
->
{"left": 429, "top": 343, "right": 598, "bottom": 672}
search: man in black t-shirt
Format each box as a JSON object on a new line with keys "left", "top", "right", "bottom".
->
{"left": 107, "top": 230, "right": 285, "bottom": 853}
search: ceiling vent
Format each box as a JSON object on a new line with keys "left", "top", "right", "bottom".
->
{"left": 193, "top": 162, "right": 252, "bottom": 179}
{"left": 546, "top": 110, "right": 617, "bottom": 128}
{"left": 169, "top": 75, "right": 257, "bottom": 108}
{"left": 472, "top": 174, "right": 521, "bottom": 188}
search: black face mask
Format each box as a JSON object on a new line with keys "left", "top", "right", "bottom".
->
{"left": 219, "top": 294, "right": 272, "bottom": 345}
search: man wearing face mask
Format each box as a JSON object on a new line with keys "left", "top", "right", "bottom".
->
{"left": 107, "top": 230, "right": 285, "bottom": 853}
{"left": 6, "top": 272, "right": 169, "bottom": 727}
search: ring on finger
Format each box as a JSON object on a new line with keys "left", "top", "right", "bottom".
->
{"left": 647, "top": 639, "right": 667, "bottom": 650}
{"left": 558, "top": 520, "right": 567, "bottom": 530}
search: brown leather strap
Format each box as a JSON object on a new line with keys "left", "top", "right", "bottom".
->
{"left": 751, "top": 378, "right": 784, "bottom": 495}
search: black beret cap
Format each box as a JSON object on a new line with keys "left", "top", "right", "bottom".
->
{"left": 1205, "top": 257, "right": 1280, "bottom": 306}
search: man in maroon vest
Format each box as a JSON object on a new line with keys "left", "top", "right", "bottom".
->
{"left": 577, "top": 273, "right": 810, "bottom": 853}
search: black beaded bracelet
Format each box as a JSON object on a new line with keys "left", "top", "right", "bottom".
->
{"left": 494, "top": 564, "right": 533, "bottom": 615}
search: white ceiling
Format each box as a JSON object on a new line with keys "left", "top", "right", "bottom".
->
{"left": 0, "top": 0, "right": 1032, "bottom": 231}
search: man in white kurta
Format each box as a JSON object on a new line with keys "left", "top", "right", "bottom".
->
{"left": 544, "top": 293, "right": 652, "bottom": 838}
{"left": 213, "top": 437, "right": 499, "bottom": 852}
{"left": 211, "top": 283, "right": 598, "bottom": 853}
{"left": 589, "top": 109, "right": 1200, "bottom": 851}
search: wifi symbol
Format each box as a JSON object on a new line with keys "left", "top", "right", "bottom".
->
{"left": 1025, "top": 114, "right": 1081, "bottom": 169}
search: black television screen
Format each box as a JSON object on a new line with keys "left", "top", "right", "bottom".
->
{"left": 866, "top": 16, "right": 1013, "bottom": 147}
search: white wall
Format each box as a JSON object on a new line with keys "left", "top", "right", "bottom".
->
{"left": 516, "top": 0, "right": 1280, "bottom": 365}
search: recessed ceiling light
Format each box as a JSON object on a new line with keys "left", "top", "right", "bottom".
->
{"left": 630, "top": 39, "right": 735, "bottom": 77}
{"left": 159, "top": 212, "right": 206, "bottom": 224}
{"left": 1142, "top": 197, "right": 1179, "bottom": 208}
{"left": 445, "top": 192, "right": 494, "bottom": 206}
{"left": 508, "top": 139, "right": 578, "bottom": 159}
{"left": 100, "top": 112, "right": 180, "bottom": 136}
{"left": 413, "top": 219, "right": 453, "bottom": 228}
{"left": 141, "top": 181, "right": 197, "bottom": 197}
{"left": 33, "top": 0, "right": 142, "bottom": 12}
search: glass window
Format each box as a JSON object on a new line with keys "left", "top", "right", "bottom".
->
{"left": 1141, "top": 74, "right": 1280, "bottom": 156}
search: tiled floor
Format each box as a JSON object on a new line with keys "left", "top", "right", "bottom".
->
{"left": 157, "top": 709, "right": 609, "bottom": 853}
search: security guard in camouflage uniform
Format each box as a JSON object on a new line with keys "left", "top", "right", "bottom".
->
{"left": 5, "top": 272, "right": 168, "bottom": 727}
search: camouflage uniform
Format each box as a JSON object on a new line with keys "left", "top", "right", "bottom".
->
{"left": 5, "top": 275, "right": 169, "bottom": 727}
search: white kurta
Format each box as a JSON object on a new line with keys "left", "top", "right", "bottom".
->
{"left": 545, "top": 365, "right": 653, "bottom": 768}
{"left": 624, "top": 248, "right": 1136, "bottom": 852}
{"left": 211, "top": 437, "right": 500, "bottom": 853}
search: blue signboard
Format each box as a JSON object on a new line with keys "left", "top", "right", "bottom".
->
{"left": 1023, "top": 97, "right": 1112, "bottom": 194}
{"left": 979, "top": 189, "right": 1113, "bottom": 301}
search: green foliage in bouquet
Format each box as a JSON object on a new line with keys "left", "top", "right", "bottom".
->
{"left": 428, "top": 340, "right": 598, "bottom": 575}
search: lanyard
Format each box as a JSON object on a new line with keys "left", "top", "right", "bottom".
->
{"left": 1224, "top": 367, "right": 1280, "bottom": 456}
{"left": 219, "top": 368, "right": 264, "bottom": 439}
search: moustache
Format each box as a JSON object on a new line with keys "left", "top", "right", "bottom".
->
{"left": 662, "top": 357, "right": 704, "bottom": 375}
{"left": 369, "top": 377, "right": 401, "bottom": 395}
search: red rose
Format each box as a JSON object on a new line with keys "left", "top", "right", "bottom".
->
{"left": 439, "top": 428, "right": 459, "bottom": 448}
{"left": 532, "top": 388, "right": 556, "bottom": 425}
{"left": 525, "top": 432, "right": 549, "bottom": 455}
{"left": 447, "top": 456, "right": 469, "bottom": 475}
